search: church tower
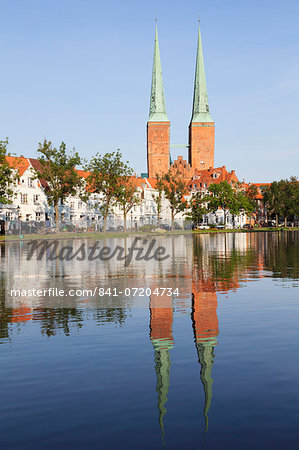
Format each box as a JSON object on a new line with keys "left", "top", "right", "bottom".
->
{"left": 189, "top": 22, "right": 215, "bottom": 170}
{"left": 149, "top": 294, "right": 174, "bottom": 440}
{"left": 147, "top": 24, "right": 170, "bottom": 178}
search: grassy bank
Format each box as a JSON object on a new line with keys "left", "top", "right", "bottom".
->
{"left": 1, "top": 227, "right": 298, "bottom": 242}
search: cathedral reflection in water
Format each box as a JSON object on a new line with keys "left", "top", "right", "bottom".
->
{"left": 1, "top": 231, "right": 298, "bottom": 440}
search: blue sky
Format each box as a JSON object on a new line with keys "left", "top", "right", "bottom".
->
{"left": 0, "top": 0, "right": 298, "bottom": 182}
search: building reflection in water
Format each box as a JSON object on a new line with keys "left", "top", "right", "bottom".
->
{"left": 1, "top": 232, "right": 299, "bottom": 437}
{"left": 149, "top": 293, "right": 174, "bottom": 440}
{"left": 191, "top": 284, "right": 218, "bottom": 432}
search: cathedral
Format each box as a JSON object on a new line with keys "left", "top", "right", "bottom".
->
{"left": 147, "top": 22, "right": 215, "bottom": 180}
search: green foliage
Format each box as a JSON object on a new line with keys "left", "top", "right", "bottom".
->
{"left": 152, "top": 176, "right": 164, "bottom": 223}
{"left": 157, "top": 170, "right": 187, "bottom": 228}
{"left": 204, "top": 181, "right": 255, "bottom": 225}
{"left": 86, "top": 150, "right": 133, "bottom": 231}
{"left": 187, "top": 192, "right": 207, "bottom": 225}
{"left": 34, "top": 140, "right": 85, "bottom": 228}
{"left": 263, "top": 177, "right": 299, "bottom": 224}
{"left": 0, "top": 138, "right": 15, "bottom": 204}
{"left": 116, "top": 179, "right": 140, "bottom": 231}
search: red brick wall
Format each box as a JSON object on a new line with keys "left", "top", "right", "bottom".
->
{"left": 189, "top": 122, "right": 215, "bottom": 170}
{"left": 147, "top": 121, "right": 170, "bottom": 178}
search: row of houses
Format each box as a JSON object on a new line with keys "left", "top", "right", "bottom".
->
{"left": 1, "top": 156, "right": 252, "bottom": 230}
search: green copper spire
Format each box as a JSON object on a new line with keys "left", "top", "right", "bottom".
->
{"left": 195, "top": 339, "right": 217, "bottom": 432}
{"left": 148, "top": 24, "right": 169, "bottom": 122}
{"left": 191, "top": 22, "right": 213, "bottom": 123}
{"left": 152, "top": 339, "right": 173, "bottom": 441}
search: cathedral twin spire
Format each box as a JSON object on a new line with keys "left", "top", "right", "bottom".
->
{"left": 149, "top": 21, "right": 213, "bottom": 124}
{"left": 148, "top": 24, "right": 169, "bottom": 122}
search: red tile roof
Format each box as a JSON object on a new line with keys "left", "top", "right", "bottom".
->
{"left": 6, "top": 156, "right": 30, "bottom": 177}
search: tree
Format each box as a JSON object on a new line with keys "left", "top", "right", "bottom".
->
{"left": 34, "top": 140, "right": 85, "bottom": 230}
{"left": 204, "top": 182, "right": 254, "bottom": 227}
{"left": 116, "top": 178, "right": 141, "bottom": 232}
{"left": 187, "top": 192, "right": 207, "bottom": 227}
{"left": 0, "top": 138, "right": 15, "bottom": 205}
{"left": 204, "top": 182, "right": 236, "bottom": 226}
{"left": 152, "top": 176, "right": 164, "bottom": 225}
{"left": 158, "top": 170, "right": 187, "bottom": 230}
{"left": 245, "top": 184, "right": 259, "bottom": 225}
{"left": 281, "top": 177, "right": 299, "bottom": 226}
{"left": 263, "top": 177, "right": 299, "bottom": 227}
{"left": 263, "top": 181, "right": 284, "bottom": 226}
{"left": 86, "top": 150, "right": 133, "bottom": 232}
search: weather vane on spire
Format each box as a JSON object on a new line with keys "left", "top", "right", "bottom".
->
{"left": 155, "top": 12, "right": 157, "bottom": 23}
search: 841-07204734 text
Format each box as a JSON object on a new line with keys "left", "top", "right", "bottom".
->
{"left": 97, "top": 287, "right": 180, "bottom": 297}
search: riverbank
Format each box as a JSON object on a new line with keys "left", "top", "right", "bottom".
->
{"left": 1, "top": 227, "right": 298, "bottom": 242}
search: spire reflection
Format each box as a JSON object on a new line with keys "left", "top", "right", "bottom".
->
{"left": 149, "top": 294, "right": 174, "bottom": 441}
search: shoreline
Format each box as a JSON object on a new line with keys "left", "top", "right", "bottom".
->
{"left": 1, "top": 227, "right": 298, "bottom": 243}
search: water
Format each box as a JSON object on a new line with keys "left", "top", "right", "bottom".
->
{"left": 0, "top": 232, "right": 298, "bottom": 449}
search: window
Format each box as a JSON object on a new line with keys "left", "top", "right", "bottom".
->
{"left": 28, "top": 178, "right": 34, "bottom": 187}
{"left": 33, "top": 194, "right": 39, "bottom": 205}
{"left": 36, "top": 212, "right": 42, "bottom": 220}
{"left": 204, "top": 183, "right": 207, "bottom": 188}
{"left": 70, "top": 202, "right": 75, "bottom": 209}
{"left": 20, "top": 194, "right": 28, "bottom": 204}
{"left": 6, "top": 212, "right": 12, "bottom": 220}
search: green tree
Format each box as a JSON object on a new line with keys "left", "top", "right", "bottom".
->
{"left": 262, "top": 179, "right": 299, "bottom": 226}
{"left": 187, "top": 192, "right": 207, "bottom": 227}
{"left": 34, "top": 140, "right": 85, "bottom": 230}
{"left": 152, "top": 176, "right": 164, "bottom": 225}
{"left": 0, "top": 138, "right": 15, "bottom": 204}
{"left": 158, "top": 170, "right": 187, "bottom": 230}
{"left": 205, "top": 182, "right": 254, "bottom": 227}
{"left": 116, "top": 178, "right": 141, "bottom": 232}
{"left": 282, "top": 177, "right": 299, "bottom": 226}
{"left": 244, "top": 184, "right": 259, "bottom": 225}
{"left": 204, "top": 182, "right": 236, "bottom": 226}
{"left": 86, "top": 150, "right": 133, "bottom": 232}
{"left": 263, "top": 181, "right": 284, "bottom": 226}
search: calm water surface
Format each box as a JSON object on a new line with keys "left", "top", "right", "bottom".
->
{"left": 0, "top": 232, "right": 298, "bottom": 449}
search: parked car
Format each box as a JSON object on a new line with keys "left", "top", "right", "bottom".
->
{"left": 160, "top": 224, "right": 171, "bottom": 231}
{"left": 242, "top": 224, "right": 251, "bottom": 229}
{"left": 196, "top": 224, "right": 209, "bottom": 230}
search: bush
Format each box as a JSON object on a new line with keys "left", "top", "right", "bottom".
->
{"left": 139, "top": 224, "right": 156, "bottom": 232}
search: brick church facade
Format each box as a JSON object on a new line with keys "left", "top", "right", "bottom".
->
{"left": 147, "top": 22, "right": 215, "bottom": 180}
